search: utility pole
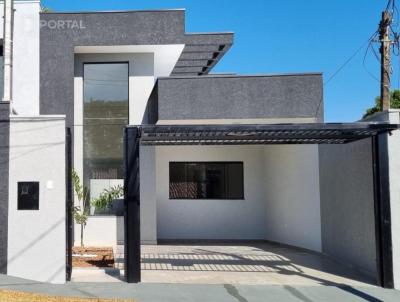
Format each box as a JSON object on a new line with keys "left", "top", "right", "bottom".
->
{"left": 2, "top": 0, "right": 14, "bottom": 113}
{"left": 379, "top": 10, "right": 392, "bottom": 111}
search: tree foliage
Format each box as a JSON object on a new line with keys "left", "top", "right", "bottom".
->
{"left": 91, "top": 185, "right": 123, "bottom": 211}
{"left": 72, "top": 170, "right": 89, "bottom": 247}
{"left": 363, "top": 90, "right": 400, "bottom": 118}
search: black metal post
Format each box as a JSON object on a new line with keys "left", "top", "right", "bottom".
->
{"left": 124, "top": 127, "right": 141, "bottom": 283}
{"left": 65, "top": 127, "right": 73, "bottom": 282}
{"left": 372, "top": 134, "right": 394, "bottom": 288}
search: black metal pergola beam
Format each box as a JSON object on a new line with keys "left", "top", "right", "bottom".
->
{"left": 123, "top": 122, "right": 398, "bottom": 286}
{"left": 139, "top": 123, "right": 399, "bottom": 145}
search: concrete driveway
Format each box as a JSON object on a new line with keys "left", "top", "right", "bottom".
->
{"left": 110, "top": 241, "right": 376, "bottom": 286}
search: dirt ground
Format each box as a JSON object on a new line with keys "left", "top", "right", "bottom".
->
{"left": 0, "top": 289, "right": 133, "bottom": 302}
{"left": 72, "top": 247, "right": 115, "bottom": 268}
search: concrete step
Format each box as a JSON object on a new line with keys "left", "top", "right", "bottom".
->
{"left": 71, "top": 268, "right": 125, "bottom": 283}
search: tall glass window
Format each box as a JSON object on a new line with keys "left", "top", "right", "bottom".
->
{"left": 83, "top": 63, "right": 129, "bottom": 215}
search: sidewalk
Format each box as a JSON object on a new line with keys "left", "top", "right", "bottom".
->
{"left": 1, "top": 274, "right": 400, "bottom": 302}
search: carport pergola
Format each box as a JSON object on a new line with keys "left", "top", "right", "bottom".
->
{"left": 123, "top": 122, "right": 398, "bottom": 287}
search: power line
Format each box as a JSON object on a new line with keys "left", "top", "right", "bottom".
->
{"left": 324, "top": 31, "right": 378, "bottom": 86}
{"left": 316, "top": 0, "right": 400, "bottom": 117}
{"left": 363, "top": 32, "right": 381, "bottom": 83}
{"left": 314, "top": 31, "right": 380, "bottom": 117}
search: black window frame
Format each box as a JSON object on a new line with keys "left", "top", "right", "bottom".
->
{"left": 169, "top": 161, "right": 244, "bottom": 200}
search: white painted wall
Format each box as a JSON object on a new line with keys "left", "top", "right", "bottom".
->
{"left": 156, "top": 146, "right": 268, "bottom": 240}
{"left": 75, "top": 216, "right": 124, "bottom": 246}
{"left": 7, "top": 116, "right": 66, "bottom": 284}
{"left": 73, "top": 46, "right": 183, "bottom": 246}
{"left": 0, "top": 1, "right": 40, "bottom": 114}
{"left": 140, "top": 146, "right": 157, "bottom": 244}
{"left": 153, "top": 145, "right": 322, "bottom": 251}
{"left": 263, "top": 145, "right": 322, "bottom": 252}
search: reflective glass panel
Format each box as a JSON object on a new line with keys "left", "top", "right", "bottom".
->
{"left": 83, "top": 63, "right": 128, "bottom": 215}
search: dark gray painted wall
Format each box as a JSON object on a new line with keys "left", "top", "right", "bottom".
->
{"left": 0, "top": 102, "right": 9, "bottom": 274}
{"left": 151, "top": 74, "right": 323, "bottom": 122}
{"left": 40, "top": 10, "right": 185, "bottom": 126}
{"left": 145, "top": 82, "right": 159, "bottom": 124}
{"left": 319, "top": 139, "right": 377, "bottom": 281}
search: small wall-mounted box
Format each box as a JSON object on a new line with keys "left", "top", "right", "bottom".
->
{"left": 18, "top": 182, "right": 39, "bottom": 210}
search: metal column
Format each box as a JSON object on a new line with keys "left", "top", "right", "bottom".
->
{"left": 372, "top": 134, "right": 394, "bottom": 288}
{"left": 65, "top": 128, "right": 73, "bottom": 282}
{"left": 124, "top": 127, "right": 141, "bottom": 283}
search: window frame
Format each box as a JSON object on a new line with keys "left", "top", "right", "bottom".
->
{"left": 169, "top": 161, "right": 245, "bottom": 200}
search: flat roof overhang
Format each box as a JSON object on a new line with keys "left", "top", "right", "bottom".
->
{"left": 133, "top": 122, "right": 399, "bottom": 146}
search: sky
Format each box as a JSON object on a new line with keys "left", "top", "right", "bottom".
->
{"left": 41, "top": 0, "right": 395, "bottom": 122}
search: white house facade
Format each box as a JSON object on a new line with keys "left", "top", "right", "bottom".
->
{"left": 0, "top": 0, "right": 399, "bottom": 290}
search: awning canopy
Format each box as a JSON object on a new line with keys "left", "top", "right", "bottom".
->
{"left": 135, "top": 123, "right": 399, "bottom": 146}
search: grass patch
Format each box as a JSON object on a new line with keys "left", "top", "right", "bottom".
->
{"left": 0, "top": 289, "right": 134, "bottom": 302}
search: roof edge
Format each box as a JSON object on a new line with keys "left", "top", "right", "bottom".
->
{"left": 160, "top": 72, "right": 323, "bottom": 80}
{"left": 185, "top": 32, "right": 234, "bottom": 36}
{"left": 40, "top": 8, "right": 186, "bottom": 14}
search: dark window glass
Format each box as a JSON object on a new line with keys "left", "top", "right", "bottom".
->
{"left": 169, "top": 163, "right": 187, "bottom": 198}
{"left": 169, "top": 162, "right": 244, "bottom": 199}
{"left": 18, "top": 182, "right": 39, "bottom": 210}
{"left": 226, "top": 163, "right": 244, "bottom": 199}
{"left": 83, "top": 63, "right": 128, "bottom": 215}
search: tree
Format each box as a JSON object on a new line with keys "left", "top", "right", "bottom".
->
{"left": 72, "top": 170, "right": 89, "bottom": 247}
{"left": 363, "top": 90, "right": 400, "bottom": 118}
{"left": 72, "top": 170, "right": 123, "bottom": 247}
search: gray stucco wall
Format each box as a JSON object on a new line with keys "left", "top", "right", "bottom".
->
{"left": 319, "top": 139, "right": 377, "bottom": 281}
{"left": 150, "top": 74, "right": 323, "bottom": 123}
{"left": 145, "top": 82, "right": 159, "bottom": 124}
{"left": 40, "top": 10, "right": 185, "bottom": 127}
{"left": 0, "top": 102, "right": 9, "bottom": 274}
